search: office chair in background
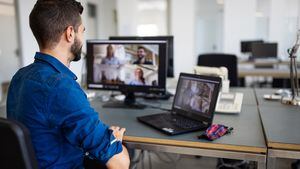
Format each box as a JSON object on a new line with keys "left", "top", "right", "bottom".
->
{"left": 197, "top": 53, "right": 241, "bottom": 87}
{"left": 0, "top": 117, "right": 38, "bottom": 169}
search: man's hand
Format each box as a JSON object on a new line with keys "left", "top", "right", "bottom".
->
{"left": 110, "top": 126, "right": 126, "bottom": 142}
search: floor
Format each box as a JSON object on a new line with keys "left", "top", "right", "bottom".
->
{"left": 131, "top": 150, "right": 297, "bottom": 169}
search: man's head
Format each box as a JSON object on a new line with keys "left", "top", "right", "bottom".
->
{"left": 30, "top": 0, "right": 84, "bottom": 62}
{"left": 137, "top": 46, "right": 146, "bottom": 59}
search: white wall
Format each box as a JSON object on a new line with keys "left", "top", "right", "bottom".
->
{"left": 136, "top": 1, "right": 168, "bottom": 36}
{"left": 223, "top": 0, "right": 256, "bottom": 57}
{"left": 116, "top": 0, "right": 138, "bottom": 35}
{"left": 195, "top": 0, "right": 223, "bottom": 56}
{"left": 0, "top": 2, "right": 19, "bottom": 82}
{"left": 15, "top": 0, "right": 102, "bottom": 83}
{"left": 15, "top": 0, "right": 37, "bottom": 67}
{"left": 98, "top": 0, "right": 117, "bottom": 39}
{"left": 170, "top": 0, "right": 196, "bottom": 76}
{"left": 269, "top": 0, "right": 299, "bottom": 60}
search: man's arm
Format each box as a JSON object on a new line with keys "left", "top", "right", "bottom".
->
{"left": 106, "top": 126, "right": 130, "bottom": 169}
{"left": 51, "top": 76, "right": 129, "bottom": 166}
{"left": 106, "top": 145, "right": 129, "bottom": 169}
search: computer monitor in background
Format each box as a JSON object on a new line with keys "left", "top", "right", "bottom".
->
{"left": 241, "top": 40, "right": 264, "bottom": 53}
{"left": 251, "top": 43, "right": 278, "bottom": 59}
{"left": 109, "top": 36, "right": 174, "bottom": 77}
{"left": 86, "top": 40, "right": 167, "bottom": 108}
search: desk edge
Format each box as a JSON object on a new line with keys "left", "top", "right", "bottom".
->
{"left": 268, "top": 142, "right": 300, "bottom": 151}
{"left": 124, "top": 136, "right": 267, "bottom": 154}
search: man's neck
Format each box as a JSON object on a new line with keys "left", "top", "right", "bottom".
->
{"left": 40, "top": 48, "right": 72, "bottom": 67}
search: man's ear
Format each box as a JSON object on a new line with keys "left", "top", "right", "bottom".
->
{"left": 65, "top": 26, "right": 75, "bottom": 43}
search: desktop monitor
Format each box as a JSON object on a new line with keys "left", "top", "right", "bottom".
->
{"left": 251, "top": 43, "right": 278, "bottom": 58}
{"left": 109, "top": 36, "right": 174, "bottom": 77}
{"left": 86, "top": 40, "right": 167, "bottom": 108}
{"left": 241, "top": 40, "right": 264, "bottom": 53}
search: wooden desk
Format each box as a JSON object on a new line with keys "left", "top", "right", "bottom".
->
{"left": 239, "top": 60, "right": 298, "bottom": 67}
{"left": 238, "top": 59, "right": 300, "bottom": 78}
{"left": 238, "top": 68, "right": 300, "bottom": 78}
{"left": 90, "top": 88, "right": 267, "bottom": 169}
{"left": 255, "top": 88, "right": 300, "bottom": 169}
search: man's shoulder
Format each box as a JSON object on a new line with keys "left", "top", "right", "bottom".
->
{"left": 12, "top": 62, "right": 76, "bottom": 89}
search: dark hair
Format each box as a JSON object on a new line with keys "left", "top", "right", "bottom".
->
{"left": 138, "top": 46, "right": 146, "bottom": 51}
{"left": 29, "top": 0, "right": 84, "bottom": 49}
{"left": 136, "top": 68, "right": 145, "bottom": 84}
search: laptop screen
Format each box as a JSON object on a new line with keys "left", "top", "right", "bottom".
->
{"left": 173, "top": 74, "right": 221, "bottom": 122}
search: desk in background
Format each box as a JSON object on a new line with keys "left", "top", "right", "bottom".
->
{"left": 255, "top": 88, "right": 300, "bottom": 169}
{"left": 238, "top": 68, "right": 300, "bottom": 79}
{"left": 91, "top": 88, "right": 267, "bottom": 169}
{"left": 239, "top": 60, "right": 300, "bottom": 67}
{"left": 238, "top": 60, "right": 300, "bottom": 88}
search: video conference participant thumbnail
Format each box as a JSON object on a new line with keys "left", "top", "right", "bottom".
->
{"left": 92, "top": 44, "right": 159, "bottom": 86}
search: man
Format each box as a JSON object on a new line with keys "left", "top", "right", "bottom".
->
{"left": 6, "top": 0, "right": 129, "bottom": 169}
{"left": 133, "top": 46, "right": 153, "bottom": 65}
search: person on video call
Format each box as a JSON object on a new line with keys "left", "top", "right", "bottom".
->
{"left": 101, "top": 44, "right": 121, "bottom": 65}
{"left": 129, "top": 68, "right": 146, "bottom": 85}
{"left": 133, "top": 46, "right": 153, "bottom": 65}
{"left": 177, "top": 80, "right": 193, "bottom": 108}
{"left": 6, "top": 1, "right": 129, "bottom": 169}
{"left": 190, "top": 83, "right": 210, "bottom": 113}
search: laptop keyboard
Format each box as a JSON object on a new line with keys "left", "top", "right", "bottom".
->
{"left": 160, "top": 114, "right": 204, "bottom": 129}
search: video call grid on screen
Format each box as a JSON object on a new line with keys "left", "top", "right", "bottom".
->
{"left": 86, "top": 40, "right": 167, "bottom": 92}
{"left": 174, "top": 76, "right": 218, "bottom": 118}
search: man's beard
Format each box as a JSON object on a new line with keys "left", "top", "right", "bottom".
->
{"left": 71, "top": 37, "right": 82, "bottom": 62}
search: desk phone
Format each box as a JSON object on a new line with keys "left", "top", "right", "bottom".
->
{"left": 215, "top": 92, "right": 243, "bottom": 114}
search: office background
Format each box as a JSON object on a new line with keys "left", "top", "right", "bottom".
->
{"left": 1, "top": 1, "right": 300, "bottom": 168}
{"left": 1, "top": 0, "right": 300, "bottom": 86}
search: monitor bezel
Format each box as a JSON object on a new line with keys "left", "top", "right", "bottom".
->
{"left": 86, "top": 40, "right": 167, "bottom": 94}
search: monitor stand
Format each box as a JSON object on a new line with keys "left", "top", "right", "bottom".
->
{"left": 102, "top": 92, "right": 146, "bottom": 109}
{"left": 143, "top": 90, "right": 173, "bottom": 100}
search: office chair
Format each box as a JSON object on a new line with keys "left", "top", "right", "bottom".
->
{"left": 197, "top": 53, "right": 239, "bottom": 87}
{"left": 0, "top": 117, "right": 38, "bottom": 169}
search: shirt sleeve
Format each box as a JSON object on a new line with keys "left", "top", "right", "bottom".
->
{"left": 50, "top": 75, "right": 123, "bottom": 164}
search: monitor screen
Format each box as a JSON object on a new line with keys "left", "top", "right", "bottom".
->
{"left": 251, "top": 43, "right": 278, "bottom": 58}
{"left": 86, "top": 40, "right": 167, "bottom": 95}
{"left": 109, "top": 36, "right": 174, "bottom": 77}
{"left": 241, "top": 40, "right": 264, "bottom": 53}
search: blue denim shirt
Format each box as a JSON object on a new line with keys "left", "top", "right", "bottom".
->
{"left": 7, "top": 52, "right": 122, "bottom": 169}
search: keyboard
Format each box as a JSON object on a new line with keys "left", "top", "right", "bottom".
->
{"left": 160, "top": 114, "right": 204, "bottom": 129}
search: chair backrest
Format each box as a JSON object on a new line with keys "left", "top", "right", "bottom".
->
{"left": 197, "top": 53, "right": 238, "bottom": 87}
{"left": 0, "top": 118, "right": 38, "bottom": 169}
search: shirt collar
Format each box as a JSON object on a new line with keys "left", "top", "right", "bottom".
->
{"left": 34, "top": 52, "right": 77, "bottom": 80}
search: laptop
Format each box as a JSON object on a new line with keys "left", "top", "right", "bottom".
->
{"left": 137, "top": 73, "right": 221, "bottom": 135}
